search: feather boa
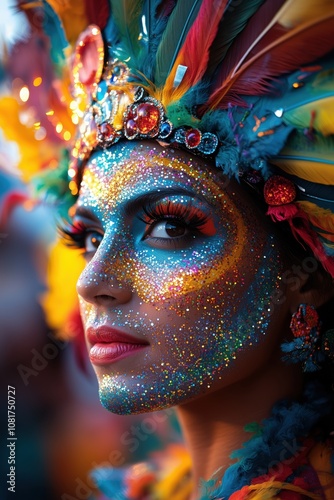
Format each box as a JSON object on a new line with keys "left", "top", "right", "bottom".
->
{"left": 91, "top": 382, "right": 333, "bottom": 499}
{"left": 200, "top": 382, "right": 333, "bottom": 499}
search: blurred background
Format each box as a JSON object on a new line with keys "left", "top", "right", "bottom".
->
{"left": 0, "top": 2, "right": 182, "bottom": 499}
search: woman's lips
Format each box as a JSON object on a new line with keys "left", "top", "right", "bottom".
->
{"left": 87, "top": 326, "right": 149, "bottom": 365}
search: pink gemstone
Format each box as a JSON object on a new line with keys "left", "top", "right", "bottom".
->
{"left": 137, "top": 103, "right": 159, "bottom": 134}
{"left": 185, "top": 129, "right": 201, "bottom": 148}
{"left": 125, "top": 119, "right": 138, "bottom": 138}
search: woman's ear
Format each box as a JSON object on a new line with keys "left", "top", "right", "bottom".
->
{"left": 285, "top": 264, "right": 334, "bottom": 314}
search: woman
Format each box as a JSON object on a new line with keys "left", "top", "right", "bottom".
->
{"left": 20, "top": 0, "right": 334, "bottom": 498}
{"left": 71, "top": 139, "right": 334, "bottom": 499}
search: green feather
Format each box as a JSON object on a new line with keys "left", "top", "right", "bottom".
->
{"left": 137, "top": 0, "right": 174, "bottom": 79}
{"left": 32, "top": 150, "right": 76, "bottom": 221}
{"left": 109, "top": 0, "right": 145, "bottom": 63}
{"left": 154, "top": 0, "right": 204, "bottom": 87}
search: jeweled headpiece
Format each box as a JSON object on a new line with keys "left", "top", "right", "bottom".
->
{"left": 15, "top": 1, "right": 334, "bottom": 276}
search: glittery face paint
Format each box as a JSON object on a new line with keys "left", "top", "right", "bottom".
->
{"left": 75, "top": 142, "right": 284, "bottom": 414}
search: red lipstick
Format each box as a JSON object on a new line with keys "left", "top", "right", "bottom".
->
{"left": 87, "top": 326, "right": 149, "bottom": 365}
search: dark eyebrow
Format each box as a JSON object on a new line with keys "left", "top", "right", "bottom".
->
{"left": 123, "top": 188, "right": 206, "bottom": 218}
{"left": 72, "top": 188, "right": 212, "bottom": 220}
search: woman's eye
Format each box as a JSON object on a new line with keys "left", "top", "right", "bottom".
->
{"left": 146, "top": 219, "right": 189, "bottom": 239}
{"left": 138, "top": 200, "right": 216, "bottom": 249}
{"left": 85, "top": 231, "right": 103, "bottom": 252}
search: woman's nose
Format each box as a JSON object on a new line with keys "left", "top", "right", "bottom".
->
{"left": 77, "top": 258, "right": 133, "bottom": 307}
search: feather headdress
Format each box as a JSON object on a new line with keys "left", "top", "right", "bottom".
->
{"left": 12, "top": 0, "right": 334, "bottom": 276}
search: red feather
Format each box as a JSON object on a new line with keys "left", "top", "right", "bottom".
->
{"left": 166, "top": 0, "right": 228, "bottom": 95}
{"left": 268, "top": 204, "right": 334, "bottom": 277}
{"left": 0, "top": 192, "right": 28, "bottom": 228}
{"left": 207, "top": 13, "right": 334, "bottom": 110}
{"left": 84, "top": 0, "right": 110, "bottom": 30}
{"left": 211, "top": 0, "right": 286, "bottom": 98}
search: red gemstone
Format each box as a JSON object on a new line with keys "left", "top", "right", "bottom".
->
{"left": 290, "top": 305, "right": 319, "bottom": 338}
{"left": 185, "top": 129, "right": 201, "bottom": 148}
{"left": 136, "top": 103, "right": 159, "bottom": 133}
{"left": 125, "top": 119, "right": 138, "bottom": 138}
{"left": 98, "top": 122, "right": 114, "bottom": 139}
{"left": 127, "top": 107, "right": 137, "bottom": 121}
{"left": 264, "top": 175, "right": 296, "bottom": 206}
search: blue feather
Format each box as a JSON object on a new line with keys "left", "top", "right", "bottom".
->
{"left": 42, "top": 0, "right": 67, "bottom": 67}
{"left": 139, "top": 0, "right": 177, "bottom": 79}
{"left": 207, "top": 382, "right": 332, "bottom": 499}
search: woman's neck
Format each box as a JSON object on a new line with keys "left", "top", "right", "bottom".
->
{"left": 176, "top": 357, "right": 303, "bottom": 500}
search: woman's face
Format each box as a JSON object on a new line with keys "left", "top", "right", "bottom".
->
{"left": 75, "top": 141, "right": 289, "bottom": 414}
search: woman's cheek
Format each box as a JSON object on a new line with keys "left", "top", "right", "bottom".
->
{"left": 125, "top": 232, "right": 283, "bottom": 373}
{"left": 79, "top": 230, "right": 283, "bottom": 414}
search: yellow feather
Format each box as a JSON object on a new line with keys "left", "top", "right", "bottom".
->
{"left": 297, "top": 201, "right": 334, "bottom": 242}
{"left": 45, "top": 0, "right": 88, "bottom": 46}
{"left": 19, "top": 0, "right": 87, "bottom": 46}
{"left": 270, "top": 158, "right": 334, "bottom": 186}
{"left": 0, "top": 97, "right": 61, "bottom": 181}
{"left": 41, "top": 240, "right": 85, "bottom": 336}
{"left": 153, "top": 445, "right": 192, "bottom": 498}
{"left": 246, "top": 480, "right": 320, "bottom": 499}
{"left": 278, "top": 0, "right": 334, "bottom": 28}
{"left": 284, "top": 97, "right": 334, "bottom": 136}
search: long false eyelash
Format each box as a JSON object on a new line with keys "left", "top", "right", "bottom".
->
{"left": 57, "top": 219, "right": 87, "bottom": 249}
{"left": 139, "top": 200, "right": 210, "bottom": 229}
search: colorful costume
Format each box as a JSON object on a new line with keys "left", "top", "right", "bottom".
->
{"left": 91, "top": 384, "right": 334, "bottom": 499}
{"left": 5, "top": 1, "right": 334, "bottom": 498}
{"left": 12, "top": 0, "right": 334, "bottom": 277}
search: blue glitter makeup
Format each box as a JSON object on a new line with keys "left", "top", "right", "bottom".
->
{"left": 75, "top": 142, "right": 284, "bottom": 414}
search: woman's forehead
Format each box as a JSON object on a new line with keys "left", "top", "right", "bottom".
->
{"left": 78, "top": 141, "right": 230, "bottom": 207}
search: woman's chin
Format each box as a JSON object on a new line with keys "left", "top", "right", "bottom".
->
{"left": 96, "top": 369, "right": 221, "bottom": 415}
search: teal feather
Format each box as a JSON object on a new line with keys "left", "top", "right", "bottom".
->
{"left": 142, "top": 0, "right": 171, "bottom": 42}
{"left": 103, "top": 11, "right": 122, "bottom": 49}
{"left": 154, "top": 0, "right": 204, "bottom": 87}
{"left": 139, "top": 0, "right": 177, "bottom": 79}
{"left": 210, "top": 382, "right": 332, "bottom": 499}
{"left": 205, "top": 0, "right": 268, "bottom": 78}
{"left": 108, "top": 0, "right": 145, "bottom": 63}
{"left": 179, "top": 82, "right": 210, "bottom": 109}
{"left": 42, "top": 0, "right": 67, "bottom": 68}
{"left": 31, "top": 150, "right": 76, "bottom": 222}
